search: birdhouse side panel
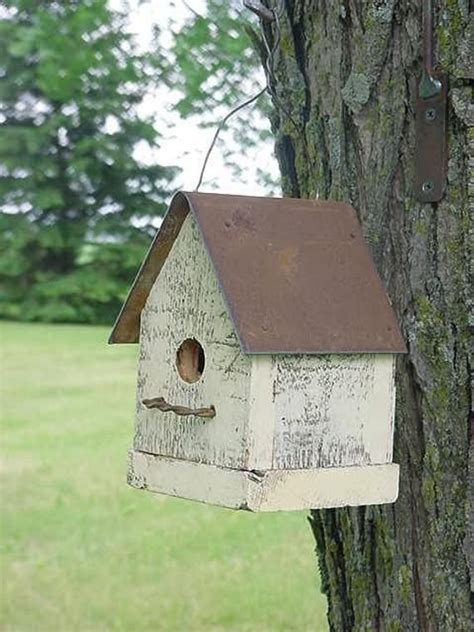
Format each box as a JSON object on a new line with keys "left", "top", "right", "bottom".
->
{"left": 272, "top": 354, "right": 396, "bottom": 469}
{"left": 134, "top": 213, "right": 252, "bottom": 469}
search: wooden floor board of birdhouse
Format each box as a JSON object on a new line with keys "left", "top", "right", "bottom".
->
{"left": 128, "top": 450, "right": 399, "bottom": 512}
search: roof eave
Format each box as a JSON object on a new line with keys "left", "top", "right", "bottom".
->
{"left": 108, "top": 190, "right": 191, "bottom": 344}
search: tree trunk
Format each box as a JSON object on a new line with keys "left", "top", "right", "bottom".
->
{"left": 265, "top": 1, "right": 473, "bottom": 630}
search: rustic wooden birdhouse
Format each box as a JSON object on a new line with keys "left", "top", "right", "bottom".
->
{"left": 109, "top": 191, "right": 406, "bottom": 512}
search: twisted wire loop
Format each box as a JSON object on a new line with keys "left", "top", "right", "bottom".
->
{"left": 142, "top": 397, "right": 216, "bottom": 419}
{"left": 243, "top": 0, "right": 274, "bottom": 22}
{"left": 194, "top": 87, "right": 267, "bottom": 191}
{"left": 195, "top": 0, "right": 287, "bottom": 191}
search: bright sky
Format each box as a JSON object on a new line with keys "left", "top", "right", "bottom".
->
{"left": 109, "top": 0, "right": 279, "bottom": 196}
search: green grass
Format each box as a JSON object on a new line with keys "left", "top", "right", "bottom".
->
{"left": 0, "top": 322, "right": 328, "bottom": 631}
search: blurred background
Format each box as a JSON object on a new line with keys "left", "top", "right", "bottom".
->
{"left": 1, "top": 1, "right": 327, "bottom": 629}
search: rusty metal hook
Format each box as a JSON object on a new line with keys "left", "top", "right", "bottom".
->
{"left": 243, "top": 0, "right": 275, "bottom": 22}
{"left": 142, "top": 397, "right": 216, "bottom": 419}
{"left": 414, "top": 0, "right": 447, "bottom": 201}
{"left": 420, "top": 0, "right": 442, "bottom": 98}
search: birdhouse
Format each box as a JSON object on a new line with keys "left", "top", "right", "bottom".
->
{"left": 109, "top": 191, "right": 406, "bottom": 512}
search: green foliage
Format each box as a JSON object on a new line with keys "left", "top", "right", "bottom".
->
{"left": 168, "top": 1, "right": 258, "bottom": 117}
{"left": 167, "top": 1, "right": 276, "bottom": 184}
{"left": 0, "top": 0, "right": 177, "bottom": 324}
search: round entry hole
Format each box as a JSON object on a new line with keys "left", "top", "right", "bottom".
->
{"left": 176, "top": 338, "right": 205, "bottom": 383}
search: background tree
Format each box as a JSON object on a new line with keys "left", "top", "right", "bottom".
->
{"left": 168, "top": 0, "right": 278, "bottom": 190}
{"left": 249, "top": 1, "right": 472, "bottom": 630}
{"left": 0, "top": 0, "right": 176, "bottom": 324}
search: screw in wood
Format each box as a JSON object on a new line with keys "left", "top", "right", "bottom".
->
{"left": 425, "top": 108, "right": 437, "bottom": 122}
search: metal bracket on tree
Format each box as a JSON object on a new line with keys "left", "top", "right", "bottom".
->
{"left": 414, "top": 0, "right": 448, "bottom": 202}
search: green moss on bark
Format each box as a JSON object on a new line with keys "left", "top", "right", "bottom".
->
{"left": 270, "top": 1, "right": 473, "bottom": 630}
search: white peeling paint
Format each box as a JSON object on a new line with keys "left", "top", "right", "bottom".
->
{"left": 129, "top": 450, "right": 399, "bottom": 512}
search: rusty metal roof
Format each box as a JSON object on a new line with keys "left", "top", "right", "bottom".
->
{"left": 109, "top": 191, "right": 406, "bottom": 353}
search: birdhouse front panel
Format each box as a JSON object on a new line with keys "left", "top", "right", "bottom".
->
{"left": 110, "top": 191, "right": 406, "bottom": 512}
{"left": 135, "top": 213, "right": 253, "bottom": 469}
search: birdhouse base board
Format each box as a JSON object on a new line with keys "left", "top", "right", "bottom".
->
{"left": 128, "top": 450, "right": 399, "bottom": 511}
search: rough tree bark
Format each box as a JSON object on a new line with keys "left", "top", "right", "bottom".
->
{"left": 261, "top": 1, "right": 473, "bottom": 630}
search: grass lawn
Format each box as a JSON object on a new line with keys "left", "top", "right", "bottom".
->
{"left": 0, "top": 322, "right": 328, "bottom": 631}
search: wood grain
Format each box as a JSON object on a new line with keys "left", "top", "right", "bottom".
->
{"left": 134, "top": 213, "right": 252, "bottom": 469}
{"left": 128, "top": 450, "right": 399, "bottom": 512}
{"left": 272, "top": 354, "right": 396, "bottom": 469}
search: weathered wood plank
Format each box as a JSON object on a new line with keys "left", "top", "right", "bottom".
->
{"left": 247, "top": 355, "right": 275, "bottom": 470}
{"left": 134, "top": 213, "right": 252, "bottom": 469}
{"left": 128, "top": 450, "right": 399, "bottom": 512}
{"left": 246, "top": 463, "right": 399, "bottom": 512}
{"left": 128, "top": 450, "right": 247, "bottom": 509}
{"left": 272, "top": 354, "right": 396, "bottom": 469}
